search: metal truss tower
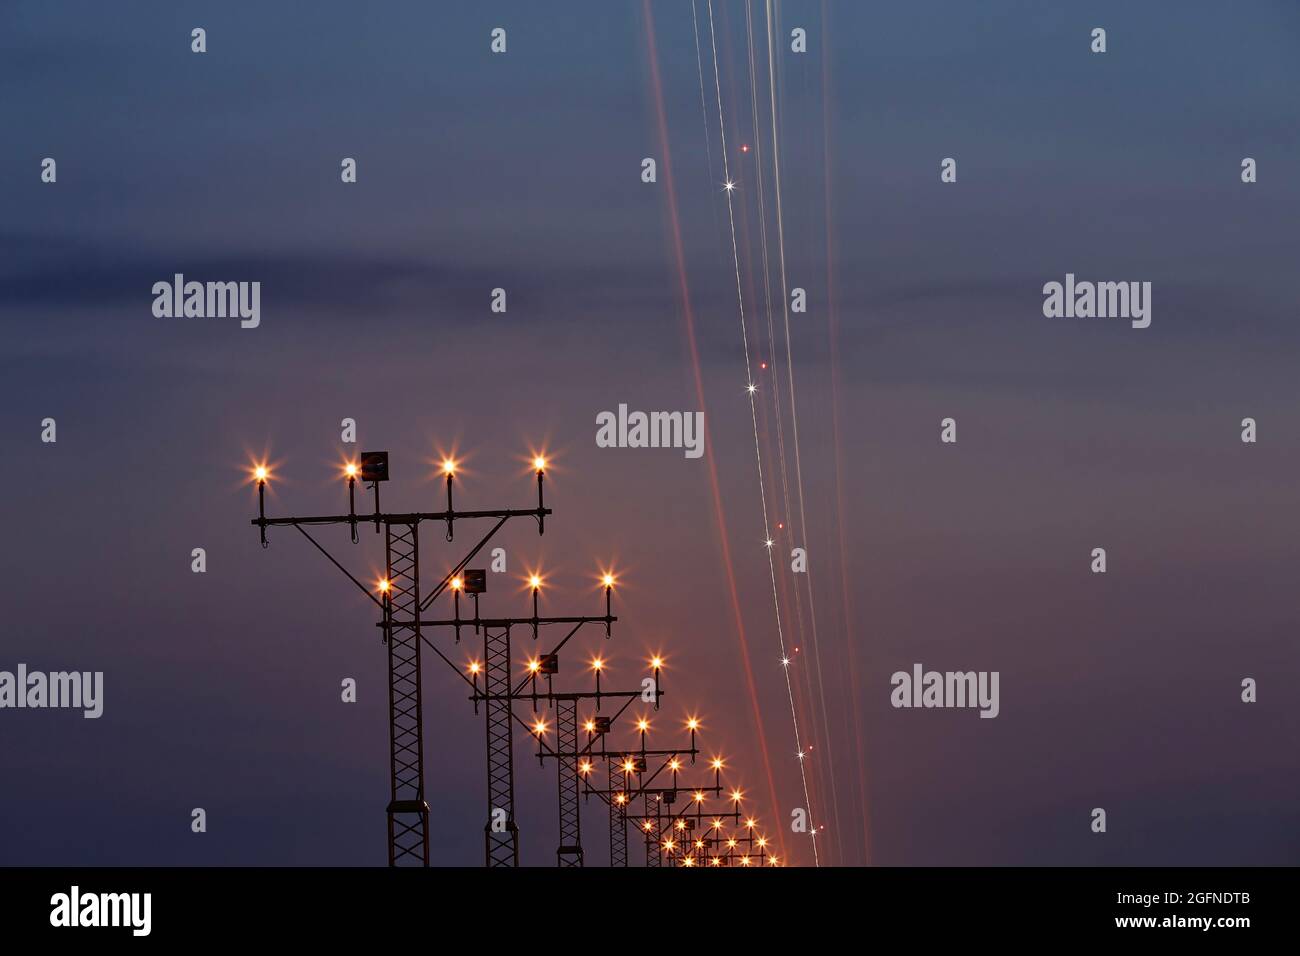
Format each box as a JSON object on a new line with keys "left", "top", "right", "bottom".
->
{"left": 483, "top": 625, "right": 519, "bottom": 867}
{"left": 383, "top": 522, "right": 429, "bottom": 866}
{"left": 608, "top": 760, "right": 628, "bottom": 867}
{"left": 250, "top": 450, "right": 550, "bottom": 867}
{"left": 555, "top": 698, "right": 583, "bottom": 867}
{"left": 644, "top": 793, "right": 662, "bottom": 868}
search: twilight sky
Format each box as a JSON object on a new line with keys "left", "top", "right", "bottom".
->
{"left": 2, "top": 0, "right": 1298, "bottom": 867}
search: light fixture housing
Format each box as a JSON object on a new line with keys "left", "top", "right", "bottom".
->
{"left": 359, "top": 451, "right": 389, "bottom": 483}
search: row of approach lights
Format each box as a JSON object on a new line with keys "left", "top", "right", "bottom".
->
{"left": 525, "top": 707, "right": 697, "bottom": 752}
{"left": 605, "top": 749, "right": 774, "bottom": 868}
{"left": 662, "top": 818, "right": 777, "bottom": 867}
{"left": 252, "top": 447, "right": 553, "bottom": 554}
{"left": 256, "top": 449, "right": 783, "bottom": 557}
{"left": 512, "top": 657, "right": 777, "bottom": 865}
{"left": 251, "top": 455, "right": 779, "bottom": 865}
{"left": 378, "top": 567, "right": 615, "bottom": 602}
{"left": 638, "top": 792, "right": 778, "bottom": 867}
{"left": 600, "top": 724, "right": 781, "bottom": 866}
{"left": 251, "top": 453, "right": 548, "bottom": 486}
{"left": 251, "top": 450, "right": 550, "bottom": 544}
{"left": 252, "top": 450, "right": 618, "bottom": 636}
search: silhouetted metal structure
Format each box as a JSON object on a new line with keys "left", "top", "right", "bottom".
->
{"left": 249, "top": 452, "right": 551, "bottom": 866}
{"left": 416, "top": 600, "right": 620, "bottom": 866}
{"left": 382, "top": 522, "right": 427, "bottom": 865}
{"left": 554, "top": 698, "right": 582, "bottom": 866}
{"left": 539, "top": 683, "right": 717, "bottom": 868}
{"left": 247, "top": 450, "right": 777, "bottom": 868}
{"left": 482, "top": 624, "right": 519, "bottom": 866}
{"left": 608, "top": 759, "right": 628, "bottom": 866}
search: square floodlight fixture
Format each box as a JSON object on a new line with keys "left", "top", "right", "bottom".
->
{"left": 664, "top": 789, "right": 678, "bottom": 805}
{"left": 592, "top": 716, "right": 612, "bottom": 735}
{"left": 624, "top": 755, "right": 648, "bottom": 774}
{"left": 359, "top": 451, "right": 389, "bottom": 483}
{"left": 539, "top": 654, "right": 559, "bottom": 676}
{"left": 683, "top": 818, "right": 696, "bottom": 831}
{"left": 462, "top": 569, "right": 487, "bottom": 594}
